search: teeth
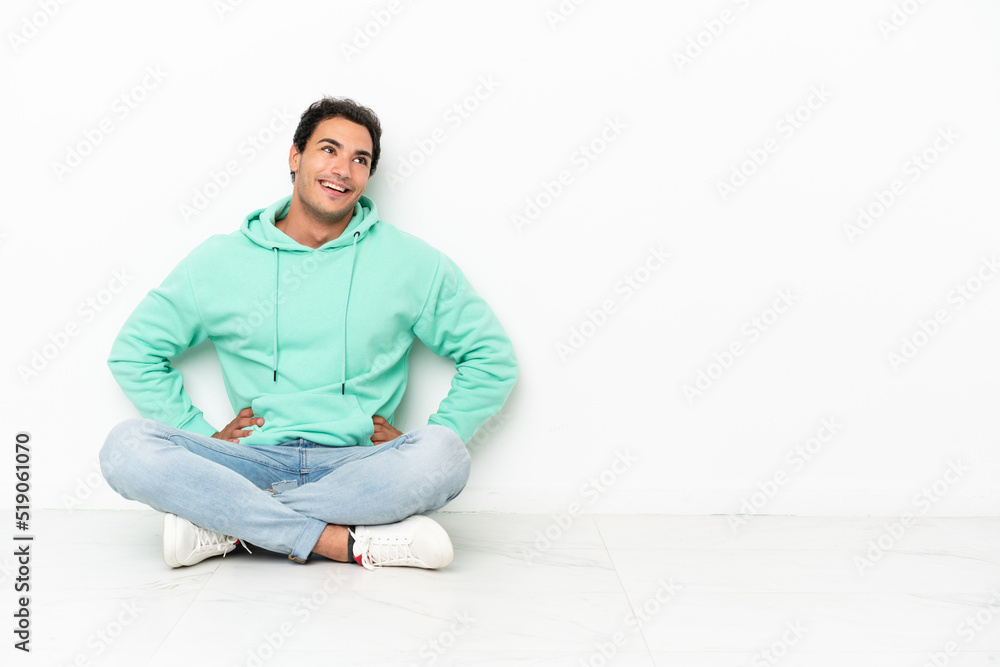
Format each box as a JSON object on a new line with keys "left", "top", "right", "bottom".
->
{"left": 322, "top": 181, "right": 346, "bottom": 192}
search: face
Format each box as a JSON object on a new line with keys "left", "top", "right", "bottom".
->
{"left": 288, "top": 116, "right": 373, "bottom": 228}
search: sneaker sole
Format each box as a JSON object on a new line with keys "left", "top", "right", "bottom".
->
{"left": 162, "top": 513, "right": 183, "bottom": 568}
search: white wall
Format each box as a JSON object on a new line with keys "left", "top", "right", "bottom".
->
{"left": 3, "top": 0, "right": 998, "bottom": 516}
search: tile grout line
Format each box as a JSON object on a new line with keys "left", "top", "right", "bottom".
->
{"left": 593, "top": 515, "right": 657, "bottom": 663}
{"left": 143, "top": 545, "right": 227, "bottom": 666}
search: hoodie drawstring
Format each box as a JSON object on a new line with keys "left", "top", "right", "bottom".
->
{"left": 271, "top": 232, "right": 360, "bottom": 391}
{"left": 341, "top": 231, "right": 360, "bottom": 395}
{"left": 272, "top": 247, "right": 279, "bottom": 381}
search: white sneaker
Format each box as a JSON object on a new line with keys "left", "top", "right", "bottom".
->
{"left": 351, "top": 515, "right": 454, "bottom": 570}
{"left": 162, "top": 513, "right": 242, "bottom": 568}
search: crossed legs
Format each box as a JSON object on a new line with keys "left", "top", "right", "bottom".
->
{"left": 99, "top": 418, "right": 471, "bottom": 563}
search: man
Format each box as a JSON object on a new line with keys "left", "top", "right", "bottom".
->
{"left": 100, "top": 97, "right": 517, "bottom": 570}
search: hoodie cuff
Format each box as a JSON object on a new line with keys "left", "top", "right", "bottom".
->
{"left": 178, "top": 414, "right": 217, "bottom": 438}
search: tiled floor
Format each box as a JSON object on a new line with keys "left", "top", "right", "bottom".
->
{"left": 15, "top": 510, "right": 1000, "bottom": 665}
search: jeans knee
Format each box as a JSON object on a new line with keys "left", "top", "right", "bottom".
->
{"left": 99, "top": 418, "right": 147, "bottom": 485}
{"left": 428, "top": 424, "right": 470, "bottom": 471}
{"left": 411, "top": 425, "right": 471, "bottom": 508}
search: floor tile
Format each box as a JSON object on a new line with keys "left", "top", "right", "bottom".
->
{"left": 21, "top": 509, "right": 1000, "bottom": 665}
{"left": 608, "top": 547, "right": 999, "bottom": 594}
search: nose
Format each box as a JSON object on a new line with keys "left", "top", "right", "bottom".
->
{"left": 330, "top": 152, "right": 353, "bottom": 179}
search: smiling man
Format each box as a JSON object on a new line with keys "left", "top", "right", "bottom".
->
{"left": 100, "top": 97, "right": 517, "bottom": 570}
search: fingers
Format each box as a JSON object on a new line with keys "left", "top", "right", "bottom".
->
{"left": 371, "top": 419, "right": 403, "bottom": 447}
{"left": 226, "top": 419, "right": 261, "bottom": 441}
{"left": 210, "top": 408, "right": 259, "bottom": 442}
{"left": 372, "top": 422, "right": 399, "bottom": 436}
{"left": 216, "top": 410, "right": 263, "bottom": 443}
{"left": 371, "top": 421, "right": 390, "bottom": 445}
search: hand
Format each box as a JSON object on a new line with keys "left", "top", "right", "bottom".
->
{"left": 371, "top": 415, "right": 403, "bottom": 445}
{"left": 212, "top": 407, "right": 263, "bottom": 443}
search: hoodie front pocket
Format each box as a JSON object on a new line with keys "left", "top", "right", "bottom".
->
{"left": 248, "top": 389, "right": 374, "bottom": 446}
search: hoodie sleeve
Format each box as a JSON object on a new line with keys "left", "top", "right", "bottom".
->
{"left": 412, "top": 253, "right": 517, "bottom": 443}
{"left": 107, "top": 257, "right": 217, "bottom": 437}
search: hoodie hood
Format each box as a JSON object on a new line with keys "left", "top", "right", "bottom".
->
{"left": 239, "top": 194, "right": 380, "bottom": 388}
{"left": 241, "top": 194, "right": 380, "bottom": 251}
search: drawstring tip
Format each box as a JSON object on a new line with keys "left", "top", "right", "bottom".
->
{"left": 341, "top": 383, "right": 345, "bottom": 395}
{"left": 273, "top": 370, "right": 277, "bottom": 382}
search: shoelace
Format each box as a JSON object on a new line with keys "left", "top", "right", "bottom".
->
{"left": 192, "top": 526, "right": 251, "bottom": 558}
{"left": 350, "top": 531, "right": 415, "bottom": 571}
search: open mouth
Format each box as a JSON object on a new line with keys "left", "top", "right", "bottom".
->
{"left": 320, "top": 180, "right": 350, "bottom": 196}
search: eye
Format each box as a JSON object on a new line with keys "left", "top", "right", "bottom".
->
{"left": 322, "top": 146, "right": 334, "bottom": 154}
{"left": 354, "top": 156, "right": 368, "bottom": 165}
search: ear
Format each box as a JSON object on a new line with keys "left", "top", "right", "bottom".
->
{"left": 288, "top": 144, "right": 300, "bottom": 177}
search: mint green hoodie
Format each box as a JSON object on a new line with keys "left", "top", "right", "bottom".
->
{"left": 108, "top": 195, "right": 517, "bottom": 446}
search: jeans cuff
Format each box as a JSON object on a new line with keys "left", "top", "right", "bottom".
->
{"left": 290, "top": 517, "right": 327, "bottom": 563}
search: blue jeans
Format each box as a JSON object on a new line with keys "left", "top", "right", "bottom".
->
{"left": 99, "top": 419, "right": 471, "bottom": 562}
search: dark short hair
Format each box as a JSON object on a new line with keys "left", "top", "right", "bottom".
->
{"left": 290, "top": 97, "right": 382, "bottom": 182}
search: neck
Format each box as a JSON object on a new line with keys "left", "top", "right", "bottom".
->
{"left": 276, "top": 197, "right": 353, "bottom": 249}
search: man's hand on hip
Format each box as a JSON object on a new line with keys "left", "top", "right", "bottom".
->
{"left": 212, "top": 407, "right": 263, "bottom": 443}
{"left": 372, "top": 416, "right": 403, "bottom": 445}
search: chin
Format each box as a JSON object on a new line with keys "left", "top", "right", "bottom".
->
{"left": 313, "top": 201, "right": 354, "bottom": 227}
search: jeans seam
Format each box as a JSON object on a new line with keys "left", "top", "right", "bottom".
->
{"left": 167, "top": 434, "right": 302, "bottom": 474}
